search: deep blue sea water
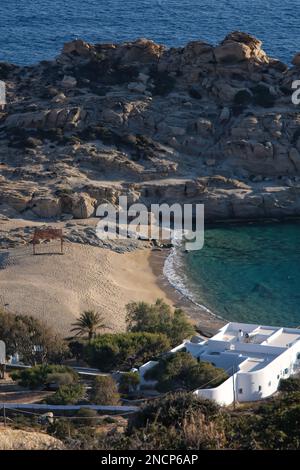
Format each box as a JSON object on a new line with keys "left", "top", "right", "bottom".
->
{"left": 0, "top": 0, "right": 299, "bottom": 65}
{"left": 166, "top": 224, "right": 300, "bottom": 327}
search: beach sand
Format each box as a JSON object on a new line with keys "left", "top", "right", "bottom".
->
{"left": 0, "top": 241, "right": 224, "bottom": 336}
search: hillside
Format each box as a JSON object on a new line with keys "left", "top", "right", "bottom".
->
{"left": 0, "top": 31, "right": 300, "bottom": 234}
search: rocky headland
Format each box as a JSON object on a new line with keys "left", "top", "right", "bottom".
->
{"left": 1, "top": 31, "right": 300, "bottom": 247}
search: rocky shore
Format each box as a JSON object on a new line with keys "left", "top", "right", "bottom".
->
{"left": 0, "top": 31, "right": 300, "bottom": 244}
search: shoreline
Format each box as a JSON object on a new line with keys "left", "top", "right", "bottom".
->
{"left": 149, "top": 248, "right": 225, "bottom": 336}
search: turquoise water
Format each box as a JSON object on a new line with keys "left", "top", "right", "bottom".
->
{"left": 181, "top": 223, "right": 300, "bottom": 327}
{"left": 0, "top": 1, "right": 299, "bottom": 64}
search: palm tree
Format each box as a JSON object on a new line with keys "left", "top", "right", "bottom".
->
{"left": 71, "top": 311, "right": 109, "bottom": 341}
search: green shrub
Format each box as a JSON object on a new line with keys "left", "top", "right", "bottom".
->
{"left": 68, "top": 340, "right": 85, "bottom": 361}
{"left": 132, "top": 391, "right": 220, "bottom": 429}
{"left": 145, "top": 352, "right": 228, "bottom": 392}
{"left": 46, "top": 383, "right": 85, "bottom": 405}
{"left": 279, "top": 376, "right": 300, "bottom": 393}
{"left": 46, "top": 372, "right": 76, "bottom": 388}
{"left": 76, "top": 408, "right": 100, "bottom": 426}
{"left": 126, "top": 299, "right": 195, "bottom": 346}
{"left": 119, "top": 372, "right": 140, "bottom": 394}
{"left": 90, "top": 376, "right": 120, "bottom": 405}
{"left": 47, "top": 418, "right": 75, "bottom": 440}
{"left": 85, "top": 332, "right": 170, "bottom": 372}
{"left": 11, "top": 364, "right": 78, "bottom": 389}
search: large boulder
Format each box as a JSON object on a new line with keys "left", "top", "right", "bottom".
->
{"left": 62, "top": 39, "right": 92, "bottom": 57}
{"left": 292, "top": 53, "right": 300, "bottom": 66}
{"left": 116, "top": 39, "right": 164, "bottom": 65}
{"left": 71, "top": 192, "right": 97, "bottom": 219}
{"left": 31, "top": 196, "right": 62, "bottom": 218}
{"left": 214, "top": 41, "right": 252, "bottom": 63}
{"left": 158, "top": 41, "right": 214, "bottom": 74}
{"left": 214, "top": 31, "right": 268, "bottom": 64}
{"left": 5, "top": 107, "right": 85, "bottom": 130}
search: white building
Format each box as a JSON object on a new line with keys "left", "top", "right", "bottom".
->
{"left": 139, "top": 322, "right": 300, "bottom": 405}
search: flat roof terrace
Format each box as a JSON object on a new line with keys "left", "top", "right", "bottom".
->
{"left": 218, "top": 325, "right": 278, "bottom": 345}
{"left": 266, "top": 331, "right": 300, "bottom": 348}
{"left": 238, "top": 357, "right": 267, "bottom": 373}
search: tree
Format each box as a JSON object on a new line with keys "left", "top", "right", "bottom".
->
{"left": 90, "top": 376, "right": 120, "bottom": 405}
{"left": 145, "top": 352, "right": 228, "bottom": 392}
{"left": 84, "top": 332, "right": 170, "bottom": 372}
{"left": 68, "top": 340, "right": 85, "bottom": 362}
{"left": 126, "top": 299, "right": 194, "bottom": 346}
{"left": 71, "top": 311, "right": 109, "bottom": 341}
{"left": 0, "top": 308, "right": 68, "bottom": 365}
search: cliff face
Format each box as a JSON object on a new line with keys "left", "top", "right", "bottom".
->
{"left": 1, "top": 31, "right": 300, "bottom": 224}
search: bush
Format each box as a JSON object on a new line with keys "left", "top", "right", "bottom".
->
{"left": 119, "top": 372, "right": 140, "bottom": 394}
{"left": 68, "top": 340, "right": 85, "bottom": 361}
{"left": 133, "top": 391, "right": 220, "bottom": 429}
{"left": 85, "top": 332, "right": 170, "bottom": 372}
{"left": 145, "top": 352, "right": 228, "bottom": 392}
{"left": 126, "top": 299, "right": 195, "bottom": 346}
{"left": 11, "top": 364, "right": 78, "bottom": 389}
{"left": 90, "top": 376, "right": 120, "bottom": 405}
{"left": 76, "top": 408, "right": 100, "bottom": 426}
{"left": 46, "top": 372, "right": 76, "bottom": 388}
{"left": 278, "top": 376, "right": 300, "bottom": 393}
{"left": 46, "top": 383, "right": 85, "bottom": 405}
{"left": 47, "top": 419, "right": 75, "bottom": 441}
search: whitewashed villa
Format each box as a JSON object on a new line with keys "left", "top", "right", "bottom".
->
{"left": 139, "top": 322, "right": 300, "bottom": 405}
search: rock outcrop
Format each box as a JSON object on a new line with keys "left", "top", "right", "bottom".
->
{"left": 1, "top": 31, "right": 300, "bottom": 234}
{"left": 0, "top": 428, "right": 64, "bottom": 450}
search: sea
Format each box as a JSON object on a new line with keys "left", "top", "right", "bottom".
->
{"left": 0, "top": 0, "right": 299, "bottom": 65}
{"left": 164, "top": 223, "right": 300, "bottom": 327}
{"left": 1, "top": 1, "right": 300, "bottom": 326}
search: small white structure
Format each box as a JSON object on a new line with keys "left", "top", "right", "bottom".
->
{"left": 0, "top": 340, "right": 6, "bottom": 379}
{"left": 0, "top": 340, "right": 5, "bottom": 365}
{"left": 139, "top": 322, "right": 300, "bottom": 405}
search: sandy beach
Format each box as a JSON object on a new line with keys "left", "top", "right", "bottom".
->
{"left": 0, "top": 239, "right": 224, "bottom": 337}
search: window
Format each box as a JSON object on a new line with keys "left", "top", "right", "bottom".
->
{"left": 284, "top": 368, "right": 289, "bottom": 375}
{"left": 258, "top": 385, "right": 262, "bottom": 392}
{"left": 277, "top": 375, "right": 280, "bottom": 380}
{"left": 297, "top": 352, "right": 300, "bottom": 360}
{"left": 238, "top": 388, "right": 243, "bottom": 394}
{"left": 268, "top": 381, "right": 271, "bottom": 387}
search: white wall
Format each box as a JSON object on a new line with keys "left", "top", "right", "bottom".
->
{"left": 0, "top": 340, "right": 5, "bottom": 364}
{"left": 236, "top": 341, "right": 300, "bottom": 402}
{"left": 139, "top": 360, "right": 158, "bottom": 386}
{"left": 194, "top": 376, "right": 235, "bottom": 406}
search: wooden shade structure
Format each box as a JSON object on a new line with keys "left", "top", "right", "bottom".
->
{"left": 32, "top": 228, "right": 64, "bottom": 255}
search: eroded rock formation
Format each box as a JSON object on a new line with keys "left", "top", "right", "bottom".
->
{"left": 1, "top": 31, "right": 300, "bottom": 236}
